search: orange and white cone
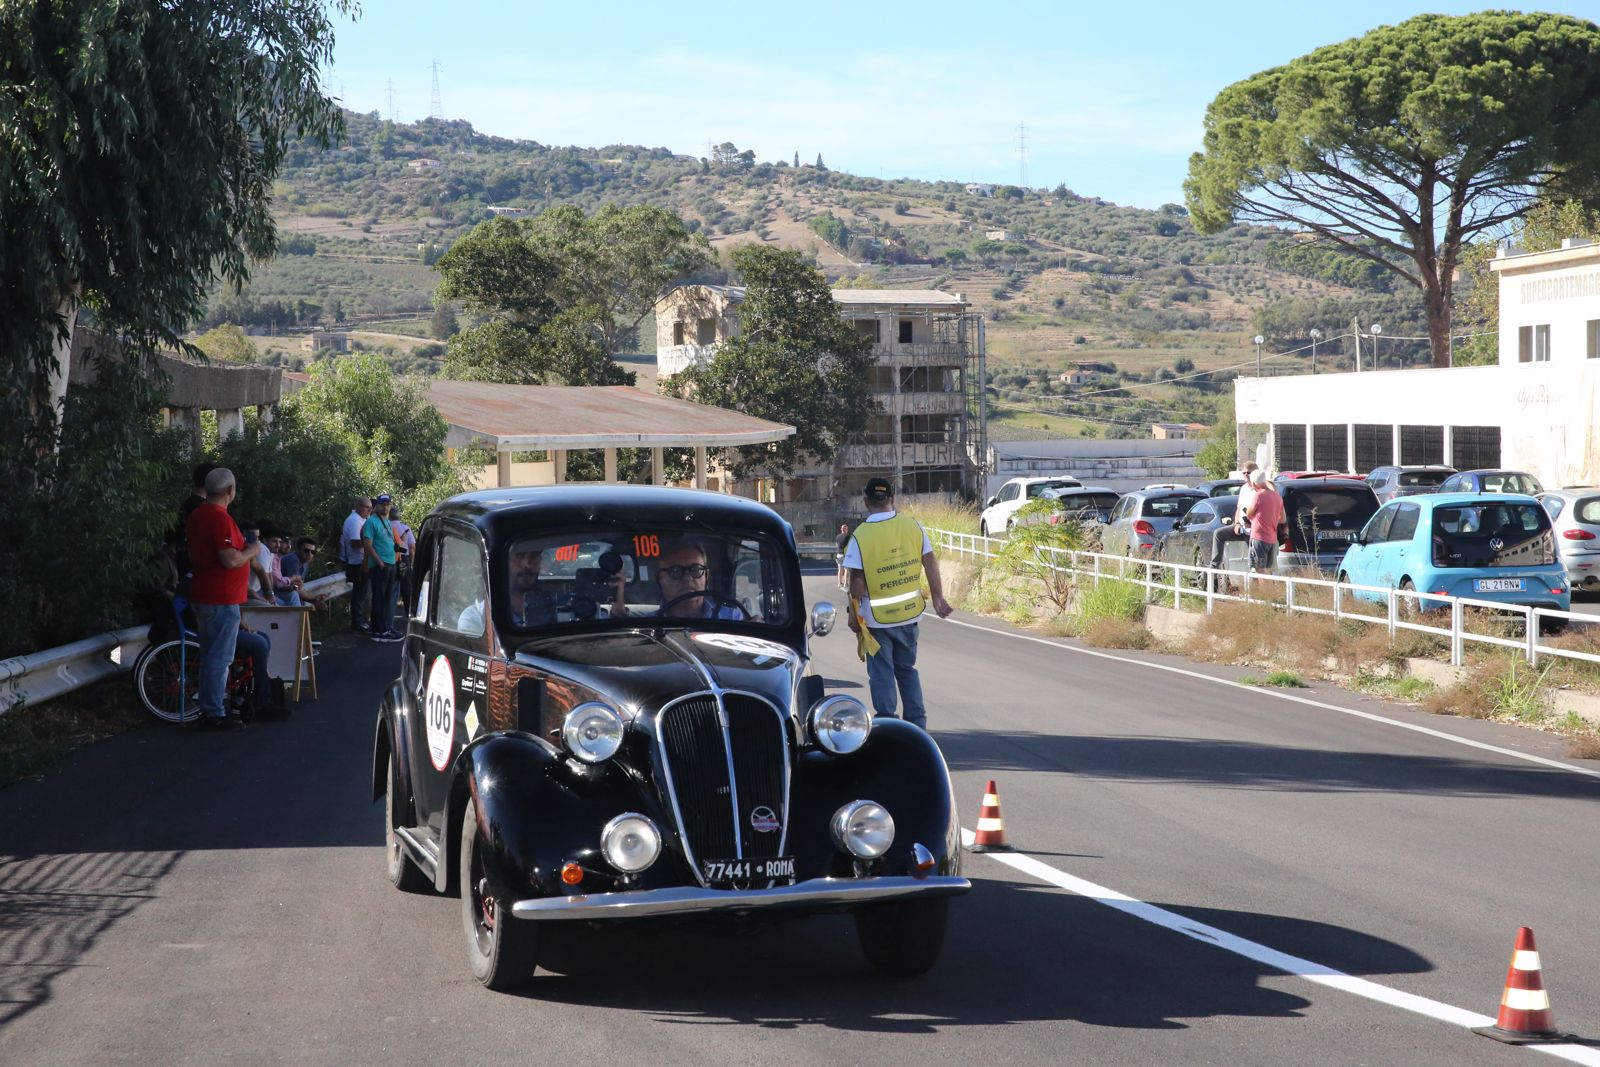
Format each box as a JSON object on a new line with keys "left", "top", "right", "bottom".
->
{"left": 1474, "top": 927, "right": 1566, "bottom": 1044}
{"left": 968, "top": 779, "right": 1012, "bottom": 852}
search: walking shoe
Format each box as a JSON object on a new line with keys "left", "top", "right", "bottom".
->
{"left": 372, "top": 630, "right": 405, "bottom": 643}
{"left": 200, "top": 713, "right": 246, "bottom": 731}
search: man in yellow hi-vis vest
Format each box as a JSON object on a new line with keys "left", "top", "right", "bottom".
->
{"left": 843, "top": 477, "right": 953, "bottom": 729}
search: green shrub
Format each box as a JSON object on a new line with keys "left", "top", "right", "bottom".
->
{"left": 1077, "top": 577, "right": 1144, "bottom": 625}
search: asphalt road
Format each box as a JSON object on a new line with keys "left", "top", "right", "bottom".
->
{"left": 5, "top": 573, "right": 1600, "bottom": 1066}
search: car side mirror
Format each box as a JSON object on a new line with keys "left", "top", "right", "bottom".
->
{"left": 986, "top": 496, "right": 998, "bottom": 508}
{"left": 810, "top": 601, "right": 836, "bottom": 637}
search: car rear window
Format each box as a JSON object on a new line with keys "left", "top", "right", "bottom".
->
{"left": 1431, "top": 503, "right": 1554, "bottom": 568}
{"left": 1283, "top": 488, "right": 1377, "bottom": 550}
{"left": 1399, "top": 470, "right": 1451, "bottom": 487}
{"left": 1576, "top": 498, "right": 1600, "bottom": 525}
{"left": 1142, "top": 494, "right": 1200, "bottom": 518}
{"left": 1027, "top": 479, "right": 1080, "bottom": 498}
{"left": 1480, "top": 473, "right": 1541, "bottom": 494}
{"left": 1056, "top": 492, "right": 1117, "bottom": 512}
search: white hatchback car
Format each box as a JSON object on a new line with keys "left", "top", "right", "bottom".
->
{"left": 980, "top": 476, "right": 1084, "bottom": 536}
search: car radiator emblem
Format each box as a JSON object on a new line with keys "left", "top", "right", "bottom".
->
{"left": 750, "top": 806, "right": 779, "bottom": 833}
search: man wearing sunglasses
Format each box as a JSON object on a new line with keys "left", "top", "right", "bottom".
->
{"left": 654, "top": 540, "right": 744, "bottom": 620}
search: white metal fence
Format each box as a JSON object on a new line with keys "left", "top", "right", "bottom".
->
{"left": 0, "top": 573, "right": 350, "bottom": 715}
{"left": 928, "top": 528, "right": 1600, "bottom": 672}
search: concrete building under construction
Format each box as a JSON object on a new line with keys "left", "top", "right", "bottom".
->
{"left": 654, "top": 286, "right": 987, "bottom": 540}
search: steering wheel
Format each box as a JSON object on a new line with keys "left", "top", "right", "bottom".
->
{"left": 657, "top": 591, "right": 750, "bottom": 620}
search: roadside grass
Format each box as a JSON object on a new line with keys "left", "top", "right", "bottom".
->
{"left": 1349, "top": 671, "right": 1436, "bottom": 702}
{"left": 905, "top": 500, "right": 980, "bottom": 536}
{"left": 0, "top": 678, "right": 146, "bottom": 787}
{"left": 1241, "top": 670, "right": 1308, "bottom": 688}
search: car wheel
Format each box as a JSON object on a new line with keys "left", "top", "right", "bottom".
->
{"left": 385, "top": 752, "right": 430, "bottom": 893}
{"left": 855, "top": 897, "right": 949, "bottom": 977}
{"left": 979, "top": 521, "right": 989, "bottom": 538}
{"left": 461, "top": 796, "right": 538, "bottom": 990}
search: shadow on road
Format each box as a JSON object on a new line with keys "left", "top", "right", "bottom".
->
{"left": 521, "top": 875, "right": 1430, "bottom": 1032}
{"left": 934, "top": 728, "right": 1600, "bottom": 800}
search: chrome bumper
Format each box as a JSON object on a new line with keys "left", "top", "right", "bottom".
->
{"left": 510, "top": 875, "right": 970, "bottom": 921}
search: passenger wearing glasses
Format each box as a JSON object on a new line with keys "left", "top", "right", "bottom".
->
{"left": 649, "top": 540, "right": 747, "bottom": 620}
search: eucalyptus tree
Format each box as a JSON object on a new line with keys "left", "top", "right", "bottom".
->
{"left": 1185, "top": 12, "right": 1600, "bottom": 367}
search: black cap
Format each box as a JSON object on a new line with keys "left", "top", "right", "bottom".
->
{"left": 863, "top": 477, "right": 893, "bottom": 501}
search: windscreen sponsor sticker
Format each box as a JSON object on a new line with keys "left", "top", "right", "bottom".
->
{"left": 424, "top": 656, "right": 456, "bottom": 771}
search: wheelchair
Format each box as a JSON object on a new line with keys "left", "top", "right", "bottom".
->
{"left": 132, "top": 597, "right": 269, "bottom": 724}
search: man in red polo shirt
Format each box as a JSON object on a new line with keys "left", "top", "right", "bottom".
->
{"left": 185, "top": 467, "right": 259, "bottom": 730}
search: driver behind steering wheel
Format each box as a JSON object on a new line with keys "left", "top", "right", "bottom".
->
{"left": 614, "top": 537, "right": 746, "bottom": 619}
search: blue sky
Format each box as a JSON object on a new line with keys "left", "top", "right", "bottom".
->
{"left": 327, "top": 2, "right": 1591, "bottom": 210}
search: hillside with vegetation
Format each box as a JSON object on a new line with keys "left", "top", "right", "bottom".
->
{"left": 214, "top": 111, "right": 1452, "bottom": 440}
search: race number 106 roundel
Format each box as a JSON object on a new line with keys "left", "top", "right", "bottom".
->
{"left": 424, "top": 656, "right": 456, "bottom": 771}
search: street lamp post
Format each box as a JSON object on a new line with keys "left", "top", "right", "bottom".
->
{"left": 1253, "top": 334, "right": 1264, "bottom": 376}
{"left": 1309, "top": 328, "right": 1322, "bottom": 373}
{"left": 1371, "top": 322, "right": 1383, "bottom": 368}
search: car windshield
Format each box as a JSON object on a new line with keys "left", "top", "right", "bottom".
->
{"left": 492, "top": 527, "right": 793, "bottom": 630}
{"left": 1142, "top": 494, "right": 1200, "bottom": 518}
{"left": 1399, "top": 470, "right": 1451, "bottom": 487}
{"left": 1027, "top": 479, "right": 1080, "bottom": 498}
{"left": 1284, "top": 488, "right": 1377, "bottom": 547}
{"left": 1431, "top": 503, "right": 1553, "bottom": 569}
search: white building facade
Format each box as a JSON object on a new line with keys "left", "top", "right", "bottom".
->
{"left": 1235, "top": 240, "right": 1600, "bottom": 485}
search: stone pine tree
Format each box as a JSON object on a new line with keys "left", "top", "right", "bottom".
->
{"left": 1185, "top": 12, "right": 1600, "bottom": 367}
{"left": 666, "top": 245, "right": 873, "bottom": 476}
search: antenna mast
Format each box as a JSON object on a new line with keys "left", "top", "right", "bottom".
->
{"left": 1016, "top": 121, "right": 1028, "bottom": 188}
{"left": 429, "top": 60, "right": 443, "bottom": 121}
{"left": 385, "top": 79, "right": 397, "bottom": 123}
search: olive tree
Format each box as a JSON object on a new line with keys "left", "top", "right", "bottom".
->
{"left": 1185, "top": 12, "right": 1600, "bottom": 367}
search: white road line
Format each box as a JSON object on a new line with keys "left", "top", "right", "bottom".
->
{"left": 934, "top": 615, "right": 1600, "bottom": 782}
{"left": 961, "top": 829, "right": 1600, "bottom": 1064}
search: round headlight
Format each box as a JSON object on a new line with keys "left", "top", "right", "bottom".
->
{"left": 831, "top": 800, "right": 895, "bottom": 859}
{"left": 562, "top": 702, "right": 624, "bottom": 764}
{"left": 810, "top": 694, "right": 872, "bottom": 755}
{"left": 601, "top": 813, "right": 661, "bottom": 874}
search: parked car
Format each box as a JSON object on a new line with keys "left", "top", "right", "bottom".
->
{"left": 980, "top": 476, "right": 1084, "bottom": 536}
{"left": 1156, "top": 495, "right": 1240, "bottom": 572}
{"left": 1274, "top": 470, "right": 1354, "bottom": 482}
{"left": 1101, "top": 488, "right": 1205, "bottom": 557}
{"left": 1035, "top": 485, "right": 1120, "bottom": 525}
{"left": 375, "top": 486, "right": 968, "bottom": 990}
{"left": 1437, "top": 469, "right": 1544, "bottom": 495}
{"left": 1269, "top": 478, "right": 1381, "bottom": 574}
{"left": 1364, "top": 465, "right": 1456, "bottom": 503}
{"left": 1538, "top": 488, "right": 1600, "bottom": 591}
{"left": 1193, "top": 478, "right": 1246, "bottom": 497}
{"left": 1338, "top": 493, "right": 1569, "bottom": 615}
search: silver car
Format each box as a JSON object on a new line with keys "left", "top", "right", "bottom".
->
{"left": 1538, "top": 488, "right": 1600, "bottom": 591}
{"left": 1364, "top": 465, "right": 1455, "bottom": 504}
{"left": 1101, "top": 488, "right": 1205, "bottom": 557}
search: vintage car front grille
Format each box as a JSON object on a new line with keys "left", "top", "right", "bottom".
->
{"left": 657, "top": 692, "right": 788, "bottom": 875}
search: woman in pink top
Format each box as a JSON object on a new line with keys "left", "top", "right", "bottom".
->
{"left": 1242, "top": 469, "right": 1285, "bottom": 572}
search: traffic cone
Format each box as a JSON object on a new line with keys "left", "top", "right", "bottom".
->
{"left": 1473, "top": 927, "right": 1566, "bottom": 1044}
{"left": 968, "top": 780, "right": 1012, "bottom": 852}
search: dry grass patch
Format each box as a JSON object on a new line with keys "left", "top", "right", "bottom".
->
{"left": 1565, "top": 731, "right": 1600, "bottom": 760}
{"left": 1082, "top": 617, "right": 1151, "bottom": 649}
{"left": 1188, "top": 601, "right": 1344, "bottom": 675}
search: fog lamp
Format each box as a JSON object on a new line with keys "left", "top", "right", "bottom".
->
{"left": 601, "top": 813, "right": 661, "bottom": 874}
{"left": 831, "top": 800, "right": 894, "bottom": 859}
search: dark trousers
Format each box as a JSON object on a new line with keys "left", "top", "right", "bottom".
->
{"left": 345, "top": 563, "right": 369, "bottom": 630}
{"left": 1209, "top": 525, "right": 1248, "bottom": 570}
{"left": 369, "top": 563, "right": 395, "bottom": 635}
{"left": 235, "top": 628, "right": 272, "bottom": 709}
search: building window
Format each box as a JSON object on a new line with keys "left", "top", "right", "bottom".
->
{"left": 899, "top": 367, "right": 958, "bottom": 392}
{"left": 855, "top": 319, "right": 881, "bottom": 344}
{"left": 1588, "top": 319, "right": 1600, "bottom": 359}
{"left": 863, "top": 414, "right": 895, "bottom": 443}
{"left": 696, "top": 318, "right": 717, "bottom": 346}
{"left": 903, "top": 466, "right": 962, "bottom": 495}
{"left": 672, "top": 322, "right": 685, "bottom": 346}
{"left": 1353, "top": 424, "right": 1392, "bottom": 472}
{"left": 868, "top": 367, "right": 896, "bottom": 392}
{"left": 1519, "top": 324, "right": 1550, "bottom": 362}
{"left": 1274, "top": 424, "right": 1306, "bottom": 471}
{"left": 1400, "top": 425, "right": 1444, "bottom": 465}
{"left": 901, "top": 415, "right": 955, "bottom": 443}
{"left": 1451, "top": 426, "right": 1501, "bottom": 470}
{"left": 898, "top": 320, "right": 914, "bottom": 344}
{"left": 1312, "top": 425, "right": 1347, "bottom": 471}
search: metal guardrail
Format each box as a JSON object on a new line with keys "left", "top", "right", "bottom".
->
{"left": 928, "top": 527, "right": 1600, "bottom": 671}
{"left": 0, "top": 573, "right": 349, "bottom": 715}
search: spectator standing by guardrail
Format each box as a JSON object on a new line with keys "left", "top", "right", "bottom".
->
{"left": 173, "top": 461, "right": 219, "bottom": 584}
{"left": 341, "top": 497, "right": 372, "bottom": 633}
{"left": 390, "top": 506, "right": 415, "bottom": 617}
{"left": 185, "top": 468, "right": 253, "bottom": 731}
{"left": 363, "top": 494, "right": 402, "bottom": 642}
{"left": 843, "top": 477, "right": 953, "bottom": 730}
{"left": 1209, "top": 460, "right": 1258, "bottom": 577}
{"left": 1241, "top": 469, "right": 1286, "bottom": 574}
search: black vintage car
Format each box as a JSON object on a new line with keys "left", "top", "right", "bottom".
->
{"left": 373, "top": 486, "right": 968, "bottom": 990}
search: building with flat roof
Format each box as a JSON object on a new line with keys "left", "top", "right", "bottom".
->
{"left": 654, "top": 285, "right": 986, "bottom": 537}
{"left": 1233, "top": 239, "right": 1600, "bottom": 484}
